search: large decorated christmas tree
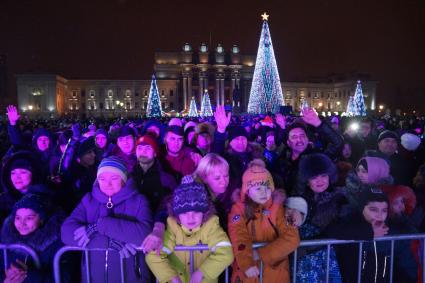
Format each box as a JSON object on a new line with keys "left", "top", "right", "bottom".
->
{"left": 188, "top": 96, "right": 199, "bottom": 117}
{"left": 146, "top": 74, "right": 162, "bottom": 118}
{"left": 346, "top": 96, "right": 355, "bottom": 116}
{"left": 353, "top": 80, "right": 367, "bottom": 116}
{"left": 200, "top": 90, "right": 213, "bottom": 117}
{"left": 247, "top": 13, "right": 284, "bottom": 114}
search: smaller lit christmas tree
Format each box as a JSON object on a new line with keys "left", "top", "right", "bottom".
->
{"left": 146, "top": 74, "right": 162, "bottom": 118}
{"left": 353, "top": 80, "right": 367, "bottom": 116}
{"left": 200, "top": 90, "right": 213, "bottom": 117}
{"left": 346, "top": 96, "right": 355, "bottom": 116}
{"left": 300, "top": 99, "right": 309, "bottom": 110}
{"left": 188, "top": 96, "right": 198, "bottom": 117}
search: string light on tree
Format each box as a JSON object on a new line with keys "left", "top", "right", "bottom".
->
{"left": 146, "top": 74, "right": 162, "bottom": 118}
{"left": 200, "top": 89, "right": 213, "bottom": 117}
{"left": 353, "top": 80, "right": 367, "bottom": 116}
{"left": 346, "top": 95, "right": 356, "bottom": 116}
{"left": 247, "top": 13, "right": 284, "bottom": 114}
{"left": 188, "top": 96, "right": 199, "bottom": 117}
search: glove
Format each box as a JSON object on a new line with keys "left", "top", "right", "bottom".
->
{"left": 109, "top": 239, "right": 139, "bottom": 258}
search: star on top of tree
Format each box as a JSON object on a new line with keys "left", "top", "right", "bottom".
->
{"left": 261, "top": 12, "right": 269, "bottom": 21}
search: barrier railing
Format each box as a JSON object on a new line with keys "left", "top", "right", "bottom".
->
{"left": 0, "top": 243, "right": 40, "bottom": 271}
{"left": 53, "top": 234, "right": 425, "bottom": 283}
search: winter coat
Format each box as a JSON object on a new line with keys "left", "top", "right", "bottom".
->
{"left": 164, "top": 147, "right": 197, "bottom": 181}
{"left": 132, "top": 159, "right": 177, "bottom": 223}
{"left": 344, "top": 171, "right": 393, "bottom": 210}
{"left": 110, "top": 145, "right": 138, "bottom": 173}
{"left": 146, "top": 215, "right": 234, "bottom": 283}
{"left": 61, "top": 178, "right": 153, "bottom": 283}
{"left": 228, "top": 199, "right": 300, "bottom": 283}
{"left": 274, "top": 122, "right": 343, "bottom": 195}
{"left": 212, "top": 130, "right": 264, "bottom": 190}
{"left": 1, "top": 210, "right": 67, "bottom": 283}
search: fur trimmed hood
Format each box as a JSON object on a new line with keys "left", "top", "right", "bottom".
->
{"left": 346, "top": 170, "right": 393, "bottom": 192}
{"left": 1, "top": 211, "right": 66, "bottom": 253}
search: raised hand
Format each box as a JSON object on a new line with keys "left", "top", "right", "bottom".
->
{"left": 213, "top": 105, "right": 231, "bottom": 133}
{"left": 189, "top": 270, "right": 203, "bottom": 283}
{"left": 301, "top": 107, "right": 322, "bottom": 127}
{"left": 244, "top": 266, "right": 260, "bottom": 278}
{"left": 275, "top": 113, "right": 286, "bottom": 129}
{"left": 6, "top": 105, "right": 20, "bottom": 126}
{"left": 372, "top": 221, "right": 389, "bottom": 238}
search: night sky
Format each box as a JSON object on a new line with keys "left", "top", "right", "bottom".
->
{"left": 1, "top": 0, "right": 424, "bottom": 111}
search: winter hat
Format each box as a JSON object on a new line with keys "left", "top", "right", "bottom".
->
{"left": 58, "top": 130, "right": 73, "bottom": 146}
{"left": 241, "top": 159, "right": 275, "bottom": 202}
{"left": 117, "top": 125, "right": 135, "bottom": 138}
{"left": 136, "top": 134, "right": 159, "bottom": 155}
{"left": 401, "top": 133, "right": 421, "bottom": 151}
{"left": 165, "top": 125, "right": 184, "bottom": 137}
{"left": 285, "top": 197, "right": 308, "bottom": 225}
{"left": 12, "top": 193, "right": 48, "bottom": 222}
{"left": 331, "top": 116, "right": 339, "bottom": 125}
{"left": 378, "top": 130, "right": 399, "bottom": 143}
{"left": 228, "top": 126, "right": 248, "bottom": 141}
{"left": 381, "top": 185, "right": 417, "bottom": 216}
{"left": 10, "top": 158, "right": 33, "bottom": 172}
{"left": 172, "top": 182, "right": 209, "bottom": 215}
{"left": 358, "top": 157, "right": 390, "bottom": 184}
{"left": 299, "top": 153, "right": 337, "bottom": 183}
{"left": 358, "top": 186, "right": 389, "bottom": 212}
{"left": 95, "top": 129, "right": 108, "bottom": 138}
{"left": 97, "top": 156, "right": 128, "bottom": 182}
{"left": 260, "top": 116, "right": 274, "bottom": 128}
{"left": 184, "top": 121, "right": 197, "bottom": 132}
{"left": 168, "top": 118, "right": 183, "bottom": 128}
{"left": 77, "top": 137, "right": 96, "bottom": 158}
{"left": 33, "top": 128, "right": 51, "bottom": 142}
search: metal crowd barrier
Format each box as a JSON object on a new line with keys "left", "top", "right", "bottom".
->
{"left": 0, "top": 243, "right": 41, "bottom": 271}
{"left": 53, "top": 234, "right": 425, "bottom": 283}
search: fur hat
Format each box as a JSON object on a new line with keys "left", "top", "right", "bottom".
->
{"left": 97, "top": 156, "right": 128, "bottom": 182}
{"left": 172, "top": 182, "right": 209, "bottom": 215}
{"left": 285, "top": 197, "right": 308, "bottom": 225}
{"left": 12, "top": 194, "right": 48, "bottom": 222}
{"left": 401, "top": 133, "right": 421, "bottom": 151}
{"left": 378, "top": 130, "right": 399, "bottom": 143}
{"left": 241, "top": 159, "right": 274, "bottom": 202}
{"left": 228, "top": 126, "right": 248, "bottom": 141}
{"left": 299, "top": 153, "right": 337, "bottom": 183}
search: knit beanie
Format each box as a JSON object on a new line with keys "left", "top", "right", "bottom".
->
{"left": 97, "top": 156, "right": 128, "bottom": 182}
{"left": 358, "top": 157, "right": 390, "bottom": 184}
{"left": 117, "top": 125, "right": 135, "bottom": 138}
{"left": 10, "top": 158, "right": 33, "bottom": 172}
{"left": 241, "top": 159, "right": 274, "bottom": 202}
{"left": 172, "top": 182, "right": 209, "bottom": 215}
{"left": 95, "top": 129, "right": 108, "bottom": 138}
{"left": 285, "top": 197, "right": 308, "bottom": 225}
{"left": 77, "top": 137, "right": 96, "bottom": 158}
{"left": 33, "top": 128, "right": 50, "bottom": 141}
{"left": 136, "top": 135, "right": 159, "bottom": 155}
{"left": 401, "top": 133, "right": 421, "bottom": 151}
{"left": 12, "top": 194, "right": 48, "bottom": 222}
{"left": 228, "top": 126, "right": 248, "bottom": 141}
{"left": 165, "top": 125, "right": 184, "bottom": 137}
{"left": 378, "top": 130, "right": 399, "bottom": 143}
{"left": 358, "top": 186, "right": 389, "bottom": 212}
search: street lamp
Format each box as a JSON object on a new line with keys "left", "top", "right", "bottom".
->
{"left": 28, "top": 105, "right": 33, "bottom": 110}
{"left": 379, "top": 105, "right": 384, "bottom": 110}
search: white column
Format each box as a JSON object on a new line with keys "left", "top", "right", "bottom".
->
{"left": 231, "top": 78, "right": 235, "bottom": 107}
{"left": 220, "top": 79, "right": 225, "bottom": 105}
{"left": 188, "top": 76, "right": 192, "bottom": 109}
{"left": 215, "top": 79, "right": 220, "bottom": 106}
{"left": 183, "top": 77, "right": 187, "bottom": 111}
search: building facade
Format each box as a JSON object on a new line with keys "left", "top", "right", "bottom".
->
{"left": 16, "top": 43, "right": 377, "bottom": 117}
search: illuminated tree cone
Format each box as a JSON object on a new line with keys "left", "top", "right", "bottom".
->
{"left": 353, "top": 80, "right": 367, "bottom": 116}
{"left": 346, "top": 96, "right": 356, "bottom": 116}
{"left": 200, "top": 90, "right": 213, "bottom": 117}
{"left": 146, "top": 74, "right": 162, "bottom": 118}
{"left": 247, "top": 15, "right": 284, "bottom": 114}
{"left": 188, "top": 96, "right": 199, "bottom": 117}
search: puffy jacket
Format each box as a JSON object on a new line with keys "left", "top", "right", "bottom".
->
{"left": 228, "top": 200, "right": 300, "bottom": 283}
{"left": 146, "top": 215, "right": 234, "bottom": 283}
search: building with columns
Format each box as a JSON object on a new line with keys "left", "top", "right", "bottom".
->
{"left": 15, "top": 43, "right": 377, "bottom": 117}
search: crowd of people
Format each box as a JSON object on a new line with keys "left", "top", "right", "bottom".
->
{"left": 0, "top": 103, "right": 425, "bottom": 283}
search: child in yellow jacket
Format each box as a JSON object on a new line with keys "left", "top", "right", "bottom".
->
{"left": 228, "top": 160, "right": 300, "bottom": 283}
{"left": 146, "top": 182, "right": 234, "bottom": 283}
